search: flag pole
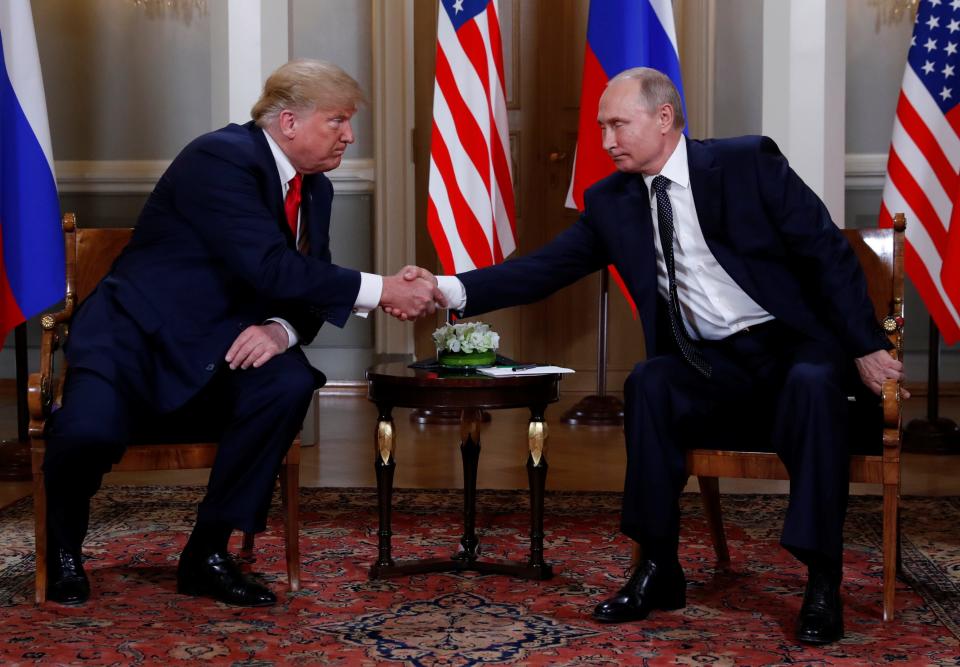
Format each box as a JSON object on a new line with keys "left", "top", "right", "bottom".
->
{"left": 903, "top": 318, "right": 960, "bottom": 453}
{"left": 560, "top": 268, "right": 624, "bottom": 426}
{"left": 0, "top": 323, "right": 33, "bottom": 480}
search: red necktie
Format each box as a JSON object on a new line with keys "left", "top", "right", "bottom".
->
{"left": 284, "top": 173, "right": 302, "bottom": 238}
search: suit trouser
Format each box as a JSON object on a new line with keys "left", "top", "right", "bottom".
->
{"left": 620, "top": 321, "right": 850, "bottom": 566}
{"left": 42, "top": 353, "right": 316, "bottom": 553}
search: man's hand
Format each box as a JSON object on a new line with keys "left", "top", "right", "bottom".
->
{"left": 380, "top": 266, "right": 445, "bottom": 320}
{"left": 855, "top": 349, "right": 911, "bottom": 399}
{"left": 226, "top": 322, "right": 289, "bottom": 370}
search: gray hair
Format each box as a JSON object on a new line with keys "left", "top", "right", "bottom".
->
{"left": 251, "top": 59, "right": 367, "bottom": 127}
{"left": 609, "top": 67, "right": 685, "bottom": 130}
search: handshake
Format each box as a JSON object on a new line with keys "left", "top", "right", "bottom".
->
{"left": 379, "top": 265, "right": 446, "bottom": 321}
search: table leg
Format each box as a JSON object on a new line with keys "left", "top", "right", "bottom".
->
{"left": 526, "top": 405, "right": 553, "bottom": 577}
{"left": 455, "top": 408, "right": 482, "bottom": 560}
{"left": 370, "top": 404, "right": 396, "bottom": 577}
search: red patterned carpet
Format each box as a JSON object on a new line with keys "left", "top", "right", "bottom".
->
{"left": 1, "top": 487, "right": 959, "bottom": 665}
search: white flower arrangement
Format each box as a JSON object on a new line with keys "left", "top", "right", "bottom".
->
{"left": 432, "top": 321, "right": 500, "bottom": 354}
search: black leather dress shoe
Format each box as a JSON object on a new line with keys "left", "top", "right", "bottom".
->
{"left": 592, "top": 559, "right": 686, "bottom": 623}
{"left": 177, "top": 551, "right": 277, "bottom": 607}
{"left": 797, "top": 569, "right": 844, "bottom": 645}
{"left": 47, "top": 548, "right": 90, "bottom": 605}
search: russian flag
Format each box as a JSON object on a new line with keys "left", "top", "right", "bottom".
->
{"left": 0, "top": 0, "right": 63, "bottom": 348}
{"left": 566, "top": 0, "right": 686, "bottom": 315}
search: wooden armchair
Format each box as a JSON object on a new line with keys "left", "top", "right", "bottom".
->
{"left": 635, "top": 215, "right": 907, "bottom": 622}
{"left": 28, "top": 213, "right": 302, "bottom": 604}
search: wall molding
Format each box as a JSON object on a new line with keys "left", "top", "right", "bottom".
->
{"left": 54, "top": 154, "right": 888, "bottom": 197}
{"left": 845, "top": 152, "right": 887, "bottom": 191}
{"left": 55, "top": 158, "right": 376, "bottom": 195}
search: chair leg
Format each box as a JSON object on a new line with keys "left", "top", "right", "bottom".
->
{"left": 698, "top": 476, "right": 730, "bottom": 565}
{"left": 33, "top": 466, "right": 47, "bottom": 605}
{"left": 280, "top": 459, "right": 301, "bottom": 592}
{"left": 882, "top": 481, "right": 898, "bottom": 622}
{"left": 896, "top": 508, "right": 903, "bottom": 576}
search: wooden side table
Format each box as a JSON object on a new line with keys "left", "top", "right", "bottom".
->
{"left": 365, "top": 362, "right": 562, "bottom": 580}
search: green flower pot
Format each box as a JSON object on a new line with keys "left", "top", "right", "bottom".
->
{"left": 438, "top": 349, "right": 497, "bottom": 368}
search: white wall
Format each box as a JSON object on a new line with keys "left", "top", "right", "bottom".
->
{"left": 3, "top": 0, "right": 954, "bottom": 382}
{"left": 34, "top": 0, "right": 212, "bottom": 160}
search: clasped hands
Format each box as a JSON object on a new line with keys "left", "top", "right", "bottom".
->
{"left": 225, "top": 266, "right": 442, "bottom": 371}
{"left": 380, "top": 265, "right": 445, "bottom": 321}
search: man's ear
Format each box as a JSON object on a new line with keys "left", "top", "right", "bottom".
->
{"left": 278, "top": 109, "right": 297, "bottom": 139}
{"left": 659, "top": 103, "right": 675, "bottom": 132}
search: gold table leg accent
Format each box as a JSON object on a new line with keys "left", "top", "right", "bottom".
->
{"left": 528, "top": 420, "right": 548, "bottom": 467}
{"left": 377, "top": 418, "right": 395, "bottom": 465}
{"left": 372, "top": 407, "right": 396, "bottom": 574}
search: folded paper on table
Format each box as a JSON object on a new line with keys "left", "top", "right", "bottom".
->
{"left": 478, "top": 365, "right": 575, "bottom": 377}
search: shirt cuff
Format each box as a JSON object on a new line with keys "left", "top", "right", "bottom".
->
{"left": 437, "top": 276, "right": 467, "bottom": 311}
{"left": 353, "top": 272, "right": 383, "bottom": 318}
{"left": 265, "top": 317, "right": 299, "bottom": 348}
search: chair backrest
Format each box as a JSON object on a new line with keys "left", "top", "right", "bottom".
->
{"left": 62, "top": 213, "right": 133, "bottom": 305}
{"left": 842, "top": 227, "right": 903, "bottom": 327}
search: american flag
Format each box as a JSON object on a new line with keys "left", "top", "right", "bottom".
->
{"left": 427, "top": 0, "right": 517, "bottom": 274}
{"left": 880, "top": 0, "right": 960, "bottom": 345}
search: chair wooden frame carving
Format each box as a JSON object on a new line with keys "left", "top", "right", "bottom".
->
{"left": 633, "top": 215, "right": 906, "bottom": 622}
{"left": 28, "top": 213, "right": 302, "bottom": 604}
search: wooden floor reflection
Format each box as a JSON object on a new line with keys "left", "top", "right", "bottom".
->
{"left": 2, "top": 390, "right": 960, "bottom": 508}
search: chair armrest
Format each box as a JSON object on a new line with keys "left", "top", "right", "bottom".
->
{"left": 879, "top": 315, "right": 904, "bottom": 444}
{"left": 28, "top": 310, "right": 70, "bottom": 438}
{"left": 880, "top": 378, "right": 901, "bottom": 450}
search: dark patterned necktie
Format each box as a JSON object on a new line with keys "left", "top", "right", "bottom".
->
{"left": 651, "top": 175, "right": 712, "bottom": 378}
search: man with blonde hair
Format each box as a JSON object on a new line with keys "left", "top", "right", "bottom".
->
{"left": 42, "top": 59, "right": 442, "bottom": 607}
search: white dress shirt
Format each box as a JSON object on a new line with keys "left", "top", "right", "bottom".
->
{"left": 262, "top": 130, "right": 381, "bottom": 348}
{"left": 436, "top": 138, "right": 773, "bottom": 341}
{"left": 644, "top": 138, "right": 772, "bottom": 340}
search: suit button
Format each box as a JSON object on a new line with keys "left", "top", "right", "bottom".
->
{"left": 205, "top": 363, "right": 216, "bottom": 372}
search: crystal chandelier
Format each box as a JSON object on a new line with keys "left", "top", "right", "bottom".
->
{"left": 867, "top": 0, "right": 920, "bottom": 32}
{"left": 129, "top": 0, "right": 208, "bottom": 23}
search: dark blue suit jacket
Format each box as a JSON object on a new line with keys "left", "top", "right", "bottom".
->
{"left": 459, "top": 136, "right": 890, "bottom": 361}
{"left": 66, "top": 122, "right": 362, "bottom": 412}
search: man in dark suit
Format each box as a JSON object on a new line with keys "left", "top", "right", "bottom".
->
{"left": 43, "top": 60, "right": 443, "bottom": 607}
{"left": 415, "top": 67, "right": 905, "bottom": 645}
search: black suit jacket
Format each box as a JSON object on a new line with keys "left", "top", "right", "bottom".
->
{"left": 458, "top": 135, "right": 890, "bottom": 361}
{"left": 66, "top": 121, "right": 362, "bottom": 412}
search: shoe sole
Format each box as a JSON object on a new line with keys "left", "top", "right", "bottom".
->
{"left": 592, "top": 601, "right": 686, "bottom": 623}
{"left": 798, "top": 630, "right": 844, "bottom": 646}
{"left": 177, "top": 581, "right": 277, "bottom": 607}
{"left": 47, "top": 595, "right": 89, "bottom": 606}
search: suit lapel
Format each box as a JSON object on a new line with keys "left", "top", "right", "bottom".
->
{"left": 613, "top": 175, "right": 660, "bottom": 351}
{"left": 301, "top": 174, "right": 333, "bottom": 261}
{"left": 247, "top": 122, "right": 295, "bottom": 244}
{"left": 687, "top": 138, "right": 762, "bottom": 301}
{"left": 687, "top": 138, "right": 724, "bottom": 242}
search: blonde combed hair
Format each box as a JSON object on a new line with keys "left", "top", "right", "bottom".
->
{"left": 251, "top": 59, "right": 366, "bottom": 127}
{"left": 609, "top": 67, "right": 685, "bottom": 131}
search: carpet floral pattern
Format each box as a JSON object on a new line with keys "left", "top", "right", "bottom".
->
{"left": 1, "top": 487, "right": 959, "bottom": 665}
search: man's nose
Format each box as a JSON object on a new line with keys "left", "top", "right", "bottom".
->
{"left": 342, "top": 120, "right": 355, "bottom": 144}
{"left": 601, "top": 128, "right": 615, "bottom": 151}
